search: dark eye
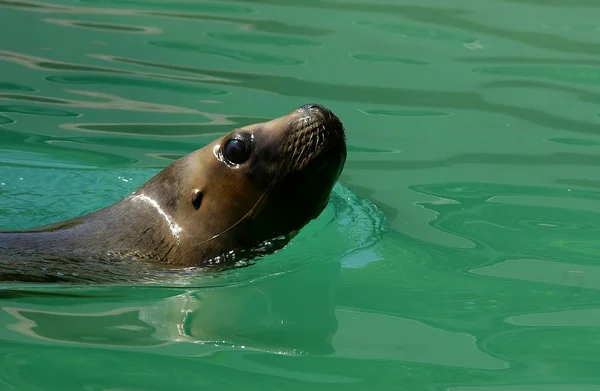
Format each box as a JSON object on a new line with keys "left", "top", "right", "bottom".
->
{"left": 223, "top": 137, "right": 251, "bottom": 165}
{"left": 192, "top": 189, "right": 202, "bottom": 210}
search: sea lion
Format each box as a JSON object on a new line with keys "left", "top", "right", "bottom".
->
{"left": 0, "top": 104, "right": 347, "bottom": 281}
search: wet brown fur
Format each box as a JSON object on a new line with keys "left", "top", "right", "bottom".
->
{"left": 0, "top": 104, "right": 347, "bottom": 268}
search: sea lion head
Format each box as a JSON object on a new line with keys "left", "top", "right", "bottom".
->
{"left": 136, "top": 104, "right": 347, "bottom": 266}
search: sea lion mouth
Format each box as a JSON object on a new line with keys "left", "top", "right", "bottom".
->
{"left": 282, "top": 104, "right": 347, "bottom": 174}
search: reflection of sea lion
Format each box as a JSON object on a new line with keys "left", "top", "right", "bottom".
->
{"left": 0, "top": 104, "right": 347, "bottom": 274}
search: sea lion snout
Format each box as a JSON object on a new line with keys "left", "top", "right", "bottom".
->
{"left": 294, "top": 103, "right": 341, "bottom": 130}
{"left": 297, "top": 103, "right": 327, "bottom": 112}
{"left": 247, "top": 104, "right": 346, "bottom": 232}
{"left": 282, "top": 103, "right": 347, "bottom": 174}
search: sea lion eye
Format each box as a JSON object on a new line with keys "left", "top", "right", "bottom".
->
{"left": 223, "top": 137, "right": 251, "bottom": 165}
{"left": 192, "top": 189, "right": 203, "bottom": 210}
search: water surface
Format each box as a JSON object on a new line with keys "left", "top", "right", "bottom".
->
{"left": 1, "top": 0, "right": 600, "bottom": 389}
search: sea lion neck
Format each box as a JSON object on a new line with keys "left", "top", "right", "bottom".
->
{"left": 0, "top": 194, "right": 180, "bottom": 263}
{"left": 0, "top": 158, "right": 194, "bottom": 263}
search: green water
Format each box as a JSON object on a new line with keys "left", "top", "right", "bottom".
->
{"left": 1, "top": 0, "right": 600, "bottom": 389}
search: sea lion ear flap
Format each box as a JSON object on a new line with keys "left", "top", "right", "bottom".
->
{"left": 192, "top": 189, "right": 203, "bottom": 210}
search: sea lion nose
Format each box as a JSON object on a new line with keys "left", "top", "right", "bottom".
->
{"left": 298, "top": 103, "right": 327, "bottom": 112}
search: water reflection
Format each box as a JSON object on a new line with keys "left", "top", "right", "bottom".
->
{"left": 331, "top": 309, "right": 506, "bottom": 369}
{"left": 0, "top": 104, "right": 79, "bottom": 117}
{"left": 350, "top": 53, "right": 429, "bottom": 66}
{"left": 0, "top": 90, "right": 198, "bottom": 114}
{"left": 344, "top": 150, "right": 600, "bottom": 171}
{"left": 148, "top": 41, "right": 304, "bottom": 66}
{"left": 101, "top": 55, "right": 600, "bottom": 136}
{"left": 0, "top": 114, "right": 15, "bottom": 124}
{"left": 3, "top": 44, "right": 600, "bottom": 144}
{"left": 500, "top": 0, "right": 600, "bottom": 7}
{"left": 409, "top": 181, "right": 600, "bottom": 262}
{"left": 0, "top": 129, "right": 137, "bottom": 168}
{"left": 1, "top": 260, "right": 341, "bottom": 355}
{"left": 0, "top": 0, "right": 330, "bottom": 36}
{"left": 547, "top": 137, "right": 600, "bottom": 147}
{"left": 471, "top": 259, "right": 600, "bottom": 290}
{"left": 45, "top": 74, "right": 230, "bottom": 96}
{"left": 507, "top": 307, "right": 600, "bottom": 327}
{"left": 219, "top": 0, "right": 600, "bottom": 56}
{"left": 1, "top": 0, "right": 599, "bottom": 388}
{"left": 75, "top": 0, "right": 255, "bottom": 15}
{"left": 60, "top": 116, "right": 268, "bottom": 137}
{"left": 448, "top": 386, "right": 600, "bottom": 391}
{"left": 360, "top": 108, "right": 451, "bottom": 117}
{"left": 0, "top": 82, "right": 36, "bottom": 92}
{"left": 459, "top": 56, "right": 600, "bottom": 65}
{"left": 206, "top": 32, "right": 322, "bottom": 47}
{"left": 43, "top": 18, "right": 161, "bottom": 34}
{"left": 1, "top": 257, "right": 505, "bottom": 370}
{"left": 0, "top": 50, "right": 227, "bottom": 83}
{"left": 353, "top": 20, "right": 476, "bottom": 43}
{"left": 474, "top": 65, "right": 600, "bottom": 85}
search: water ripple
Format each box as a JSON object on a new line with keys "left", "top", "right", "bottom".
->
{"left": 147, "top": 41, "right": 304, "bottom": 66}
{"left": 0, "top": 91, "right": 199, "bottom": 114}
{"left": 0, "top": 0, "right": 330, "bottom": 36}
{"left": 219, "top": 0, "right": 600, "bottom": 56}
{"left": 43, "top": 18, "right": 162, "bottom": 34}
{"left": 95, "top": 55, "right": 600, "bottom": 136}
{"left": 206, "top": 32, "right": 322, "bottom": 47}
{"left": 0, "top": 104, "right": 79, "bottom": 117}
{"left": 45, "top": 74, "right": 230, "bottom": 96}
{"left": 350, "top": 53, "right": 429, "bottom": 65}
{"left": 0, "top": 82, "right": 36, "bottom": 92}
{"left": 60, "top": 116, "right": 269, "bottom": 137}
{"left": 1, "top": 0, "right": 599, "bottom": 388}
